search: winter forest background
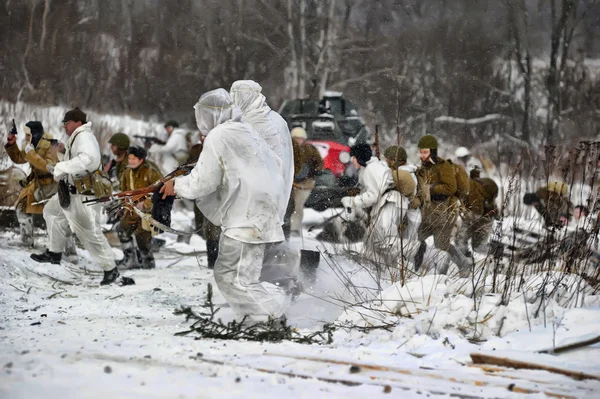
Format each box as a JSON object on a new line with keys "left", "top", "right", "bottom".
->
{"left": 1, "top": 0, "right": 600, "bottom": 162}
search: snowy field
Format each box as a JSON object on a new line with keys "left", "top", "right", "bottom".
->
{"left": 1, "top": 209, "right": 600, "bottom": 398}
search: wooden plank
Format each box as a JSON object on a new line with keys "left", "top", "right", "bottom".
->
{"left": 470, "top": 353, "right": 600, "bottom": 381}
{"left": 263, "top": 352, "right": 580, "bottom": 398}
{"left": 537, "top": 335, "right": 600, "bottom": 355}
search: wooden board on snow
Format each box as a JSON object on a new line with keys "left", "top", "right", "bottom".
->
{"left": 470, "top": 351, "right": 600, "bottom": 381}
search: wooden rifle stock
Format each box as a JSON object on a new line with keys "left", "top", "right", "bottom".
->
{"left": 83, "top": 161, "right": 196, "bottom": 205}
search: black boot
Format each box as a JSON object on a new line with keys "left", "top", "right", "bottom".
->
{"left": 100, "top": 267, "right": 120, "bottom": 285}
{"left": 117, "top": 239, "right": 139, "bottom": 270}
{"left": 31, "top": 249, "right": 62, "bottom": 265}
{"left": 140, "top": 251, "right": 156, "bottom": 269}
{"left": 413, "top": 241, "right": 427, "bottom": 272}
{"left": 206, "top": 239, "right": 219, "bottom": 269}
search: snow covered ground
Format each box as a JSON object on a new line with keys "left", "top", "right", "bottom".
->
{"left": 1, "top": 209, "right": 600, "bottom": 398}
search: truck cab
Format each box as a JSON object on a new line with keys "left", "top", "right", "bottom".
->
{"left": 279, "top": 92, "right": 370, "bottom": 210}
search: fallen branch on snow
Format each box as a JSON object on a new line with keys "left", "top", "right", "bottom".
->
{"left": 173, "top": 283, "right": 335, "bottom": 344}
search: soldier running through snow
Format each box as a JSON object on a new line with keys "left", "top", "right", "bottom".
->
{"left": 289, "top": 127, "right": 323, "bottom": 236}
{"left": 160, "top": 89, "right": 291, "bottom": 322}
{"left": 31, "top": 108, "right": 119, "bottom": 285}
{"left": 383, "top": 145, "right": 422, "bottom": 241}
{"left": 148, "top": 120, "right": 189, "bottom": 174}
{"left": 341, "top": 144, "right": 409, "bottom": 268}
{"left": 105, "top": 132, "right": 130, "bottom": 189}
{"left": 4, "top": 121, "right": 58, "bottom": 247}
{"left": 456, "top": 167, "right": 499, "bottom": 257}
{"left": 413, "top": 135, "right": 471, "bottom": 277}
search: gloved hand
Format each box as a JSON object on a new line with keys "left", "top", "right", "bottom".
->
{"left": 6, "top": 133, "right": 16, "bottom": 146}
{"left": 46, "top": 164, "right": 55, "bottom": 174}
{"left": 24, "top": 144, "right": 34, "bottom": 154}
{"left": 52, "top": 164, "right": 66, "bottom": 182}
{"left": 341, "top": 196, "right": 354, "bottom": 210}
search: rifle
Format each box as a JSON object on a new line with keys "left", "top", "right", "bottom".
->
{"left": 134, "top": 135, "right": 166, "bottom": 147}
{"left": 82, "top": 161, "right": 196, "bottom": 206}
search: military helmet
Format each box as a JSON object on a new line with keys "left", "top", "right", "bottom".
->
{"left": 384, "top": 145, "right": 407, "bottom": 163}
{"left": 418, "top": 135, "right": 438, "bottom": 149}
{"left": 108, "top": 132, "right": 130, "bottom": 150}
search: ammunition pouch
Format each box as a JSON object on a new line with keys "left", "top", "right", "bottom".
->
{"left": 74, "top": 170, "right": 113, "bottom": 198}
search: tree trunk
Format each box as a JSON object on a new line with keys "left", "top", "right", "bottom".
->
{"left": 40, "top": 0, "right": 50, "bottom": 51}
{"left": 286, "top": 0, "right": 299, "bottom": 98}
{"left": 318, "top": 0, "right": 337, "bottom": 98}
{"left": 298, "top": 0, "right": 306, "bottom": 98}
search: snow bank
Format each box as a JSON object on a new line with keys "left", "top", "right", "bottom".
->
{"left": 336, "top": 273, "right": 600, "bottom": 352}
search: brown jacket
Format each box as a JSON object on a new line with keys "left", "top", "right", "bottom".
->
{"left": 467, "top": 178, "right": 498, "bottom": 217}
{"left": 5, "top": 132, "right": 58, "bottom": 213}
{"left": 120, "top": 161, "right": 163, "bottom": 211}
{"left": 0, "top": 167, "right": 27, "bottom": 208}
{"left": 294, "top": 142, "right": 323, "bottom": 190}
{"left": 416, "top": 157, "right": 458, "bottom": 217}
{"left": 535, "top": 187, "right": 572, "bottom": 228}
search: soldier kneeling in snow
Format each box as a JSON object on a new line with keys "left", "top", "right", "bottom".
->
{"left": 523, "top": 182, "right": 573, "bottom": 229}
{"left": 117, "top": 146, "right": 163, "bottom": 270}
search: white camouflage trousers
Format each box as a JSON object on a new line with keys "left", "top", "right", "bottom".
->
{"left": 368, "top": 202, "right": 420, "bottom": 266}
{"left": 214, "top": 235, "right": 288, "bottom": 321}
{"left": 43, "top": 193, "right": 115, "bottom": 271}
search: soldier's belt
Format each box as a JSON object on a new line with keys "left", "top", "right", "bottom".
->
{"left": 430, "top": 193, "right": 449, "bottom": 202}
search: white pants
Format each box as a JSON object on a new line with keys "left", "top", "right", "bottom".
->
{"left": 403, "top": 208, "right": 421, "bottom": 241}
{"left": 214, "top": 235, "right": 287, "bottom": 321}
{"left": 291, "top": 188, "right": 312, "bottom": 234}
{"left": 16, "top": 209, "right": 33, "bottom": 246}
{"left": 44, "top": 194, "right": 115, "bottom": 271}
{"left": 369, "top": 202, "right": 419, "bottom": 265}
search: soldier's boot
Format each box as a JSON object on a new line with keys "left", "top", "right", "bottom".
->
{"left": 206, "top": 239, "right": 219, "bottom": 270}
{"left": 117, "top": 239, "right": 139, "bottom": 270}
{"left": 63, "top": 234, "right": 79, "bottom": 264}
{"left": 16, "top": 210, "right": 34, "bottom": 248}
{"left": 100, "top": 267, "right": 120, "bottom": 285}
{"left": 140, "top": 250, "right": 156, "bottom": 269}
{"left": 444, "top": 245, "right": 472, "bottom": 278}
{"left": 31, "top": 249, "right": 62, "bottom": 264}
{"left": 413, "top": 241, "right": 427, "bottom": 272}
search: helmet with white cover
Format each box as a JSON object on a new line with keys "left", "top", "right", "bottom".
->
{"left": 230, "top": 80, "right": 267, "bottom": 114}
{"left": 194, "top": 89, "right": 241, "bottom": 135}
{"left": 455, "top": 147, "right": 470, "bottom": 158}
